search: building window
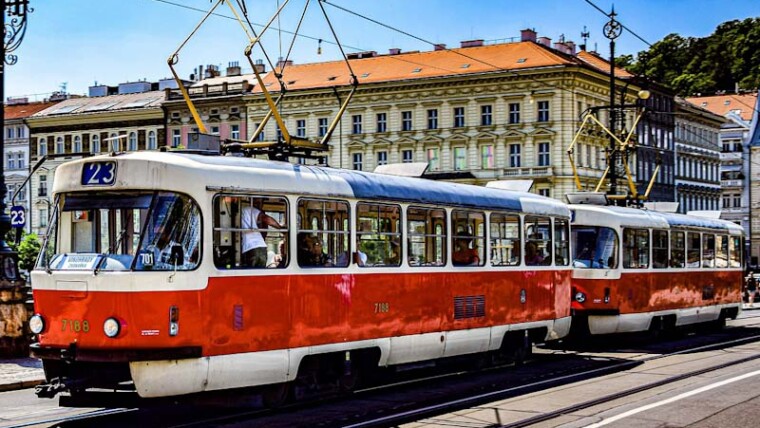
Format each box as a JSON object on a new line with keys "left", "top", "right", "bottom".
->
{"left": 7, "top": 154, "right": 15, "bottom": 170}
{"left": 352, "top": 152, "right": 363, "bottom": 170}
{"left": 110, "top": 133, "right": 119, "bottom": 152}
{"left": 128, "top": 132, "right": 137, "bottom": 151}
{"left": 17, "top": 153, "right": 24, "bottom": 169}
{"left": 453, "top": 107, "right": 465, "bottom": 128}
{"left": 453, "top": 147, "right": 466, "bottom": 170}
{"left": 402, "top": 149, "right": 413, "bottom": 163}
{"left": 6, "top": 127, "right": 14, "bottom": 139}
{"left": 377, "top": 151, "right": 388, "bottom": 166}
{"left": 253, "top": 123, "right": 265, "bottom": 142}
{"left": 56, "top": 137, "right": 64, "bottom": 154}
{"left": 318, "top": 118, "right": 328, "bottom": 137}
{"left": 538, "top": 142, "right": 550, "bottom": 166}
{"left": 230, "top": 125, "right": 240, "bottom": 140}
{"left": 509, "top": 143, "right": 521, "bottom": 167}
{"left": 210, "top": 126, "right": 220, "bottom": 135}
{"left": 481, "top": 145, "right": 494, "bottom": 169}
{"left": 172, "top": 129, "right": 181, "bottom": 147}
{"left": 537, "top": 101, "right": 550, "bottom": 122}
{"left": 38, "top": 138, "right": 47, "bottom": 156}
{"left": 352, "top": 115, "right": 362, "bottom": 134}
{"left": 91, "top": 135, "right": 100, "bottom": 153}
{"left": 276, "top": 125, "right": 283, "bottom": 141}
{"left": 480, "top": 105, "right": 492, "bottom": 126}
{"left": 733, "top": 194, "right": 741, "bottom": 208}
{"left": 401, "top": 111, "right": 413, "bottom": 131}
{"left": 427, "top": 147, "right": 440, "bottom": 171}
{"left": 427, "top": 109, "right": 438, "bottom": 130}
{"left": 38, "top": 175, "right": 47, "bottom": 197}
{"left": 17, "top": 126, "right": 24, "bottom": 138}
{"left": 296, "top": 119, "right": 306, "bottom": 137}
{"left": 39, "top": 208, "right": 48, "bottom": 228}
{"left": 73, "top": 135, "right": 81, "bottom": 153}
{"left": 376, "top": 113, "right": 387, "bottom": 133}
{"left": 147, "top": 131, "right": 157, "bottom": 149}
{"left": 538, "top": 188, "right": 550, "bottom": 197}
{"left": 509, "top": 103, "right": 520, "bottom": 124}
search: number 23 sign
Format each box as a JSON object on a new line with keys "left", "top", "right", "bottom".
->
{"left": 10, "top": 206, "right": 25, "bottom": 228}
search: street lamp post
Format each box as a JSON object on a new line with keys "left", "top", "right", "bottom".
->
{"left": 604, "top": 8, "right": 622, "bottom": 204}
{"left": 1, "top": 0, "right": 32, "bottom": 357}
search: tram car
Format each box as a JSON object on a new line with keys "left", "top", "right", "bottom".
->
{"left": 569, "top": 203, "right": 744, "bottom": 336}
{"left": 29, "top": 151, "right": 572, "bottom": 403}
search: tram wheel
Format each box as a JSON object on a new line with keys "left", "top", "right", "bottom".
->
{"left": 262, "top": 381, "right": 291, "bottom": 408}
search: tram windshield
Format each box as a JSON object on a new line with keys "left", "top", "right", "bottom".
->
{"left": 36, "top": 191, "right": 201, "bottom": 272}
{"left": 572, "top": 226, "right": 618, "bottom": 269}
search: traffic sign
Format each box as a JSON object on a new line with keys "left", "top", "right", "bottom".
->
{"left": 10, "top": 206, "right": 25, "bottom": 228}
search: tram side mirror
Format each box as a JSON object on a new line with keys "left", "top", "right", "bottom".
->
{"left": 170, "top": 245, "right": 185, "bottom": 266}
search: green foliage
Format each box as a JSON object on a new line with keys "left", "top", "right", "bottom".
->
{"left": 625, "top": 18, "right": 760, "bottom": 96}
{"left": 17, "top": 233, "right": 41, "bottom": 274}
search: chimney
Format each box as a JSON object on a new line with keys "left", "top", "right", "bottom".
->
{"left": 565, "top": 40, "right": 577, "bottom": 55}
{"left": 347, "top": 51, "right": 378, "bottom": 59}
{"left": 198, "top": 65, "right": 204, "bottom": 81}
{"left": 388, "top": 48, "right": 401, "bottom": 55}
{"left": 434, "top": 43, "right": 447, "bottom": 51}
{"left": 226, "top": 61, "right": 241, "bottom": 77}
{"left": 254, "top": 59, "right": 266, "bottom": 74}
{"left": 553, "top": 42, "right": 571, "bottom": 55}
{"left": 276, "top": 57, "right": 294, "bottom": 69}
{"left": 537, "top": 36, "right": 551, "bottom": 47}
{"left": 520, "top": 28, "right": 537, "bottom": 42}
{"left": 460, "top": 39, "right": 484, "bottom": 48}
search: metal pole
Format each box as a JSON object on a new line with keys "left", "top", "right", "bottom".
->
{"left": 1, "top": 2, "right": 10, "bottom": 256}
{"left": 604, "top": 8, "right": 622, "bottom": 205}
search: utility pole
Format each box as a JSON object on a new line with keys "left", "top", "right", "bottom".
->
{"left": 1, "top": 0, "right": 32, "bottom": 357}
{"left": 604, "top": 7, "right": 622, "bottom": 204}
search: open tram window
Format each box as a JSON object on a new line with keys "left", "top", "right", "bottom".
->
{"left": 38, "top": 191, "right": 201, "bottom": 272}
{"left": 524, "top": 216, "right": 552, "bottom": 266}
{"left": 571, "top": 226, "right": 618, "bottom": 269}
{"left": 490, "top": 213, "right": 520, "bottom": 266}
{"left": 687, "top": 232, "right": 701, "bottom": 268}
{"left": 729, "top": 236, "right": 742, "bottom": 268}
{"left": 715, "top": 235, "right": 729, "bottom": 268}
{"left": 652, "top": 230, "right": 668, "bottom": 269}
{"left": 356, "top": 203, "right": 401, "bottom": 267}
{"left": 670, "top": 231, "right": 685, "bottom": 268}
{"left": 407, "top": 207, "right": 446, "bottom": 267}
{"left": 297, "top": 199, "right": 349, "bottom": 268}
{"left": 554, "top": 219, "right": 570, "bottom": 266}
{"left": 622, "top": 228, "right": 649, "bottom": 269}
{"left": 451, "top": 210, "right": 485, "bottom": 267}
{"left": 702, "top": 234, "right": 716, "bottom": 268}
{"left": 213, "top": 195, "right": 288, "bottom": 269}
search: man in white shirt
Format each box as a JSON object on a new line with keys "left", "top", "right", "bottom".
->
{"left": 242, "top": 200, "right": 282, "bottom": 267}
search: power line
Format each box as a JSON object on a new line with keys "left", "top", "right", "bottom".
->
{"left": 582, "top": 0, "right": 653, "bottom": 48}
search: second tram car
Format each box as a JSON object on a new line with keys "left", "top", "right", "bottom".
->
{"left": 569, "top": 204, "right": 743, "bottom": 335}
{"left": 29, "top": 152, "right": 572, "bottom": 402}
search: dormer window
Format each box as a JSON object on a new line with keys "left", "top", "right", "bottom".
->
{"left": 517, "top": 58, "right": 527, "bottom": 63}
{"left": 412, "top": 68, "right": 422, "bottom": 73}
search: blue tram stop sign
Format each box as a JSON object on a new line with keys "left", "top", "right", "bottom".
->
{"left": 10, "top": 206, "right": 26, "bottom": 228}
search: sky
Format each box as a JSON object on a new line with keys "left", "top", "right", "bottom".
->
{"left": 5, "top": 0, "right": 760, "bottom": 101}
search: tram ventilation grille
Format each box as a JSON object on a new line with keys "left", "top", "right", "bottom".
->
{"left": 454, "top": 295, "right": 485, "bottom": 319}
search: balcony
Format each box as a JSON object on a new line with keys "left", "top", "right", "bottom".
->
{"left": 721, "top": 179, "right": 744, "bottom": 188}
{"left": 501, "top": 166, "right": 553, "bottom": 178}
{"left": 720, "top": 152, "right": 742, "bottom": 162}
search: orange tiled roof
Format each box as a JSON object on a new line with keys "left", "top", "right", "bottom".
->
{"left": 254, "top": 41, "right": 584, "bottom": 92}
{"left": 4, "top": 101, "right": 60, "bottom": 120}
{"left": 576, "top": 50, "right": 634, "bottom": 78}
{"left": 685, "top": 94, "right": 758, "bottom": 122}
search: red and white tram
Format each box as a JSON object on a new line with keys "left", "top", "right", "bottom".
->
{"left": 29, "top": 152, "right": 572, "bottom": 402}
{"left": 569, "top": 203, "right": 744, "bottom": 335}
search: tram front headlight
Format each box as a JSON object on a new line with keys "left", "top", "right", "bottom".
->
{"left": 29, "top": 314, "right": 45, "bottom": 334}
{"left": 103, "top": 317, "right": 121, "bottom": 338}
{"left": 574, "top": 292, "right": 587, "bottom": 303}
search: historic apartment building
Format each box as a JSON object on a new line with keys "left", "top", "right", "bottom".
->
{"left": 673, "top": 97, "right": 724, "bottom": 214}
{"left": 3, "top": 99, "right": 60, "bottom": 233}
{"left": 25, "top": 90, "right": 165, "bottom": 237}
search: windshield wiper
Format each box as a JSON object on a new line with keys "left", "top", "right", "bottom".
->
{"left": 94, "top": 228, "right": 127, "bottom": 275}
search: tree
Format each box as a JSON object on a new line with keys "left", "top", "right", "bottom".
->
{"left": 17, "top": 233, "right": 41, "bottom": 276}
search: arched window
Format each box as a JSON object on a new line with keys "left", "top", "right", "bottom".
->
{"left": 110, "top": 133, "right": 119, "bottom": 152}
{"left": 91, "top": 134, "right": 100, "bottom": 153}
{"left": 73, "top": 135, "right": 82, "bottom": 153}
{"left": 128, "top": 132, "right": 137, "bottom": 151}
{"left": 56, "top": 136, "right": 64, "bottom": 154}
{"left": 39, "top": 138, "right": 47, "bottom": 156}
{"left": 148, "top": 131, "right": 157, "bottom": 150}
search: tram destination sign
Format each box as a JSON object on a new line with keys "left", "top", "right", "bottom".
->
{"left": 82, "top": 162, "right": 117, "bottom": 186}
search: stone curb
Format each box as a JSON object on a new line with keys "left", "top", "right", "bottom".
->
{"left": 0, "top": 377, "right": 44, "bottom": 393}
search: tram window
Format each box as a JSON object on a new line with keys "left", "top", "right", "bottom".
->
{"left": 670, "top": 231, "right": 685, "bottom": 268}
{"left": 652, "top": 230, "right": 668, "bottom": 269}
{"left": 622, "top": 228, "right": 649, "bottom": 269}
{"left": 687, "top": 232, "right": 701, "bottom": 267}
{"left": 716, "top": 235, "right": 729, "bottom": 268}
{"left": 572, "top": 226, "right": 618, "bottom": 269}
{"left": 407, "top": 207, "right": 446, "bottom": 266}
{"left": 213, "top": 195, "right": 288, "bottom": 269}
{"left": 554, "top": 219, "right": 570, "bottom": 266}
{"left": 702, "top": 234, "right": 715, "bottom": 268}
{"left": 297, "top": 199, "right": 349, "bottom": 268}
{"left": 729, "top": 236, "right": 742, "bottom": 268}
{"left": 525, "top": 216, "right": 551, "bottom": 266}
{"left": 452, "top": 210, "right": 485, "bottom": 266}
{"left": 356, "top": 203, "right": 401, "bottom": 267}
{"left": 490, "top": 213, "right": 520, "bottom": 266}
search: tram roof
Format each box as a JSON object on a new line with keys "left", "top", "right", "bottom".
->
{"left": 55, "top": 152, "right": 569, "bottom": 217}
{"left": 571, "top": 204, "right": 743, "bottom": 234}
